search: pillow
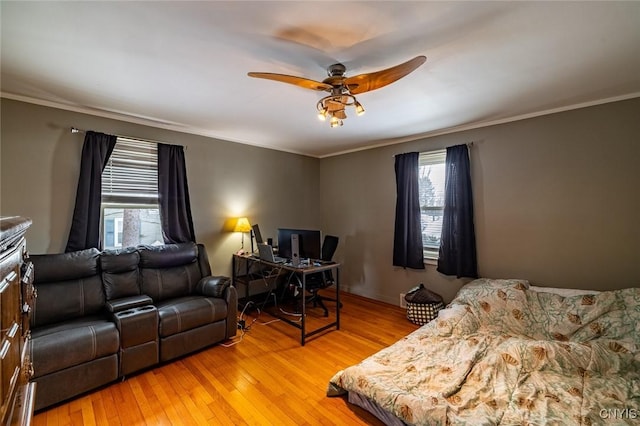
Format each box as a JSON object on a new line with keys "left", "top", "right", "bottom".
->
{"left": 529, "top": 285, "right": 600, "bottom": 297}
{"left": 463, "top": 278, "right": 530, "bottom": 291}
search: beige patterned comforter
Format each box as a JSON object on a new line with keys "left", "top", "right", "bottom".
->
{"left": 328, "top": 279, "right": 640, "bottom": 425}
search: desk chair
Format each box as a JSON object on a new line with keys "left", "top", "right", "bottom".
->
{"left": 305, "top": 235, "right": 339, "bottom": 317}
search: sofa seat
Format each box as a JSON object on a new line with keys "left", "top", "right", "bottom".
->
{"left": 156, "top": 295, "right": 228, "bottom": 338}
{"left": 31, "top": 316, "right": 120, "bottom": 378}
{"left": 31, "top": 315, "right": 119, "bottom": 378}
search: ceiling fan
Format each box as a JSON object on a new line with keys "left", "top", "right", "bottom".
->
{"left": 248, "top": 55, "right": 427, "bottom": 127}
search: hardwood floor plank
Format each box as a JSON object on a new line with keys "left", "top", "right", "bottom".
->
{"left": 127, "top": 376, "right": 161, "bottom": 424}
{"left": 33, "top": 292, "right": 418, "bottom": 425}
{"left": 151, "top": 367, "right": 201, "bottom": 425}
{"left": 89, "top": 394, "right": 111, "bottom": 426}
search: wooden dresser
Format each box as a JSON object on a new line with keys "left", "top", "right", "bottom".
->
{"left": 0, "top": 217, "right": 35, "bottom": 425}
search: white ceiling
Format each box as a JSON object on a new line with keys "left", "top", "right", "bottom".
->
{"left": 2, "top": 1, "right": 639, "bottom": 158}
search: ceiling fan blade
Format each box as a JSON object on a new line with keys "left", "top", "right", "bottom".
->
{"left": 344, "top": 56, "right": 427, "bottom": 95}
{"left": 247, "top": 72, "right": 332, "bottom": 91}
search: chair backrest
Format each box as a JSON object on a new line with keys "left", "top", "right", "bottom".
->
{"left": 321, "top": 235, "right": 339, "bottom": 262}
{"left": 320, "top": 235, "right": 339, "bottom": 283}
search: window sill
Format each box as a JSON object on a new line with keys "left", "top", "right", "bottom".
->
{"left": 423, "top": 248, "right": 438, "bottom": 266}
{"left": 424, "top": 257, "right": 437, "bottom": 266}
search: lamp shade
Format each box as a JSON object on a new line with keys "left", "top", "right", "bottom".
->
{"left": 234, "top": 217, "right": 251, "bottom": 233}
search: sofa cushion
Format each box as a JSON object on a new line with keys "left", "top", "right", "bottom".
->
{"left": 30, "top": 315, "right": 119, "bottom": 378}
{"left": 100, "top": 248, "right": 141, "bottom": 300}
{"left": 31, "top": 248, "right": 100, "bottom": 283}
{"left": 138, "top": 242, "right": 198, "bottom": 269}
{"left": 138, "top": 242, "right": 203, "bottom": 301}
{"left": 141, "top": 263, "right": 201, "bottom": 302}
{"left": 31, "top": 275, "right": 106, "bottom": 328}
{"left": 156, "top": 296, "right": 228, "bottom": 338}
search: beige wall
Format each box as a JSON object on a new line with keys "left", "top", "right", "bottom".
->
{"left": 320, "top": 98, "right": 640, "bottom": 304}
{"left": 2, "top": 97, "right": 639, "bottom": 305}
{"left": 0, "top": 99, "right": 320, "bottom": 277}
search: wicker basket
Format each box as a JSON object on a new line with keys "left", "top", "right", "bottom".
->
{"left": 405, "top": 283, "right": 444, "bottom": 325}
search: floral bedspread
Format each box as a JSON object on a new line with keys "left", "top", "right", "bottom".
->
{"left": 328, "top": 279, "right": 640, "bottom": 425}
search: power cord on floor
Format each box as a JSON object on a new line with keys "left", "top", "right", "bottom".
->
{"left": 220, "top": 301, "right": 255, "bottom": 347}
{"left": 220, "top": 327, "right": 245, "bottom": 347}
{"left": 259, "top": 291, "right": 301, "bottom": 322}
{"left": 237, "top": 300, "right": 255, "bottom": 331}
{"left": 223, "top": 286, "right": 315, "bottom": 347}
{"left": 222, "top": 297, "right": 284, "bottom": 347}
{"left": 257, "top": 318, "right": 281, "bottom": 326}
{"left": 278, "top": 307, "right": 303, "bottom": 320}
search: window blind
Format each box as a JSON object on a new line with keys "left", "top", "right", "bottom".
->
{"left": 419, "top": 149, "right": 446, "bottom": 167}
{"left": 102, "top": 138, "right": 158, "bottom": 204}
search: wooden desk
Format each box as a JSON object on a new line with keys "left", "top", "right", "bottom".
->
{"left": 232, "top": 254, "right": 340, "bottom": 345}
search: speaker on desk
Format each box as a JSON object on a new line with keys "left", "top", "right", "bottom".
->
{"left": 291, "top": 233, "right": 300, "bottom": 267}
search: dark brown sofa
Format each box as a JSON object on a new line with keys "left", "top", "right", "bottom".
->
{"left": 29, "top": 242, "right": 236, "bottom": 411}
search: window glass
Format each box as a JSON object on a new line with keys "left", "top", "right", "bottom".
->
{"left": 419, "top": 150, "right": 446, "bottom": 259}
{"left": 102, "top": 207, "right": 164, "bottom": 249}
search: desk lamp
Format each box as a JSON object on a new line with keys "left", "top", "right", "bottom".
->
{"left": 234, "top": 217, "right": 252, "bottom": 254}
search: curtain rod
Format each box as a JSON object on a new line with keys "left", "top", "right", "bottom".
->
{"left": 392, "top": 141, "right": 475, "bottom": 157}
{"left": 70, "top": 127, "right": 186, "bottom": 149}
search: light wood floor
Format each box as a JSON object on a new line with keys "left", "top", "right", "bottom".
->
{"left": 33, "top": 291, "right": 418, "bottom": 425}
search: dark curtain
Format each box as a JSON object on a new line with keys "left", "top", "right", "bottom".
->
{"left": 158, "top": 143, "right": 195, "bottom": 243}
{"left": 65, "top": 131, "right": 117, "bottom": 252}
{"left": 393, "top": 152, "right": 425, "bottom": 269}
{"left": 437, "top": 144, "right": 478, "bottom": 278}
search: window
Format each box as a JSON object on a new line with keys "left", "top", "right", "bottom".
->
{"left": 419, "top": 150, "right": 446, "bottom": 259}
{"left": 101, "top": 138, "right": 163, "bottom": 249}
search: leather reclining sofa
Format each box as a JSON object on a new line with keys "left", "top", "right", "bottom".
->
{"left": 28, "top": 242, "right": 237, "bottom": 411}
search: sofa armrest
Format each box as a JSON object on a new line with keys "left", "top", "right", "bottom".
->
{"left": 196, "top": 275, "right": 236, "bottom": 338}
{"left": 195, "top": 276, "right": 231, "bottom": 298}
{"left": 105, "top": 295, "right": 154, "bottom": 313}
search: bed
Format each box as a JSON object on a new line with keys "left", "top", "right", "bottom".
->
{"left": 328, "top": 279, "right": 640, "bottom": 425}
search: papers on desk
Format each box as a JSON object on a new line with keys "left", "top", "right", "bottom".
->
{"left": 282, "top": 259, "right": 321, "bottom": 268}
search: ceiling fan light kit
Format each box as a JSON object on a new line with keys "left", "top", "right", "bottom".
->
{"left": 248, "top": 55, "right": 426, "bottom": 127}
{"left": 316, "top": 92, "right": 364, "bottom": 126}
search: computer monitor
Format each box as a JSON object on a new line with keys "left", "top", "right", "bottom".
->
{"left": 251, "top": 223, "right": 263, "bottom": 244}
{"left": 277, "top": 228, "right": 322, "bottom": 260}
